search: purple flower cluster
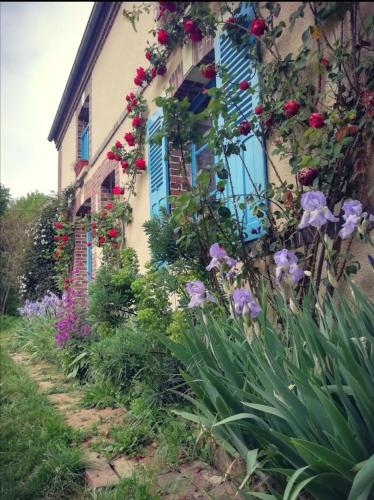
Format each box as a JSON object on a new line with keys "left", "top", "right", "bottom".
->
{"left": 206, "top": 243, "right": 236, "bottom": 271}
{"left": 338, "top": 200, "right": 362, "bottom": 239}
{"left": 298, "top": 191, "right": 338, "bottom": 230}
{"left": 232, "top": 288, "right": 261, "bottom": 319}
{"left": 298, "top": 191, "right": 374, "bottom": 241}
{"left": 186, "top": 280, "right": 216, "bottom": 308}
{"left": 18, "top": 293, "right": 61, "bottom": 318}
{"left": 274, "top": 249, "right": 304, "bottom": 285}
{"left": 55, "top": 287, "right": 91, "bottom": 347}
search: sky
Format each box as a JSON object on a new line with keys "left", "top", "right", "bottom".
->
{"left": 1, "top": 2, "right": 94, "bottom": 199}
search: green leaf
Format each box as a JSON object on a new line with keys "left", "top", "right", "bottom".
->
{"left": 348, "top": 455, "right": 374, "bottom": 500}
{"left": 242, "top": 402, "right": 286, "bottom": 419}
{"left": 283, "top": 466, "right": 309, "bottom": 500}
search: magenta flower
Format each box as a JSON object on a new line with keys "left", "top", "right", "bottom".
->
{"left": 298, "top": 191, "right": 338, "bottom": 229}
{"left": 338, "top": 199, "right": 362, "bottom": 239}
{"left": 206, "top": 243, "right": 237, "bottom": 271}
{"left": 232, "top": 288, "right": 261, "bottom": 319}
{"left": 186, "top": 280, "right": 216, "bottom": 308}
{"left": 274, "top": 249, "right": 304, "bottom": 285}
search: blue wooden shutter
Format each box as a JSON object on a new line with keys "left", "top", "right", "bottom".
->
{"left": 214, "top": 2, "right": 267, "bottom": 240}
{"left": 147, "top": 109, "right": 169, "bottom": 216}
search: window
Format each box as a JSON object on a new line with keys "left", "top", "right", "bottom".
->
{"left": 190, "top": 81, "right": 216, "bottom": 192}
{"left": 78, "top": 97, "right": 90, "bottom": 161}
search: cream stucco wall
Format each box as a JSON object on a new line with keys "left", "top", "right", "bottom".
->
{"left": 60, "top": 113, "right": 77, "bottom": 189}
{"left": 259, "top": 2, "right": 374, "bottom": 296}
{"left": 57, "top": 2, "right": 373, "bottom": 291}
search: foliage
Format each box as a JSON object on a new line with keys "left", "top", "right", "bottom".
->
{"left": 0, "top": 343, "right": 85, "bottom": 499}
{"left": 131, "top": 263, "right": 172, "bottom": 336}
{"left": 162, "top": 284, "right": 374, "bottom": 498}
{"left": 0, "top": 191, "right": 50, "bottom": 314}
{"left": 0, "top": 183, "right": 10, "bottom": 216}
{"left": 94, "top": 473, "right": 159, "bottom": 500}
{"left": 22, "top": 197, "right": 61, "bottom": 301}
{"left": 88, "top": 248, "right": 139, "bottom": 331}
{"left": 15, "top": 316, "right": 62, "bottom": 365}
{"left": 87, "top": 324, "right": 149, "bottom": 393}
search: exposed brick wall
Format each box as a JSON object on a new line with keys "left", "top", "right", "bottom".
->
{"left": 72, "top": 223, "right": 88, "bottom": 292}
{"left": 169, "top": 146, "right": 191, "bottom": 196}
{"left": 72, "top": 159, "right": 120, "bottom": 292}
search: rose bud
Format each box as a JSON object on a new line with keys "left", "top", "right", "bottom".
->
{"left": 239, "top": 120, "right": 251, "bottom": 135}
{"left": 298, "top": 167, "right": 319, "bottom": 186}
{"left": 308, "top": 112, "right": 325, "bottom": 128}
{"left": 250, "top": 19, "right": 267, "bottom": 37}
{"left": 283, "top": 100, "right": 300, "bottom": 118}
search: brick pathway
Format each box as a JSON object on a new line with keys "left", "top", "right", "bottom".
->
{"left": 11, "top": 351, "right": 244, "bottom": 498}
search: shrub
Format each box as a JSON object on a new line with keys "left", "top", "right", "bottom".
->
{"left": 163, "top": 285, "right": 374, "bottom": 499}
{"left": 88, "top": 248, "right": 139, "bottom": 331}
{"left": 131, "top": 263, "right": 172, "bottom": 337}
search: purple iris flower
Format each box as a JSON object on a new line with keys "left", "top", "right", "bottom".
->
{"left": 274, "top": 249, "right": 304, "bottom": 284}
{"left": 186, "top": 280, "right": 216, "bottom": 308}
{"left": 298, "top": 191, "right": 338, "bottom": 230}
{"left": 206, "top": 243, "right": 237, "bottom": 271}
{"left": 338, "top": 199, "right": 363, "bottom": 239}
{"left": 232, "top": 288, "right": 261, "bottom": 319}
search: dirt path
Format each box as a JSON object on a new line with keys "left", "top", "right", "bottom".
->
{"left": 10, "top": 351, "right": 243, "bottom": 498}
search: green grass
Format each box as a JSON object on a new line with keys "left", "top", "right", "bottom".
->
{"left": 0, "top": 324, "right": 86, "bottom": 499}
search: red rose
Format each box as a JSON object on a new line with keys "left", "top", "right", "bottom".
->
{"left": 132, "top": 115, "right": 143, "bottom": 128}
{"left": 183, "top": 19, "right": 196, "bottom": 33}
{"left": 107, "top": 151, "right": 115, "bottom": 160}
{"left": 136, "top": 67, "right": 147, "bottom": 81}
{"left": 98, "top": 236, "right": 106, "bottom": 246}
{"left": 157, "top": 30, "right": 169, "bottom": 45}
{"left": 308, "top": 112, "right": 325, "bottom": 128}
{"left": 145, "top": 51, "right": 152, "bottom": 61}
{"left": 60, "top": 234, "right": 68, "bottom": 242}
{"left": 264, "top": 115, "right": 274, "bottom": 129}
{"left": 151, "top": 67, "right": 157, "bottom": 78}
{"left": 105, "top": 203, "right": 113, "bottom": 210}
{"left": 201, "top": 64, "right": 216, "bottom": 79}
{"left": 108, "top": 228, "right": 118, "bottom": 239}
{"left": 320, "top": 57, "right": 329, "bottom": 67}
{"left": 134, "top": 75, "right": 143, "bottom": 86}
{"left": 255, "top": 105, "right": 264, "bottom": 115}
{"left": 298, "top": 167, "right": 319, "bottom": 186}
{"left": 115, "top": 140, "right": 122, "bottom": 149}
{"left": 283, "top": 100, "right": 300, "bottom": 118}
{"left": 224, "top": 17, "right": 238, "bottom": 32}
{"left": 113, "top": 153, "right": 121, "bottom": 161}
{"left": 156, "top": 65, "right": 167, "bottom": 76}
{"left": 121, "top": 160, "right": 129, "bottom": 170}
{"left": 91, "top": 222, "right": 97, "bottom": 230}
{"left": 112, "top": 186, "right": 125, "bottom": 195}
{"left": 125, "top": 94, "right": 131, "bottom": 102}
{"left": 239, "top": 80, "right": 249, "bottom": 91}
{"left": 54, "top": 222, "right": 64, "bottom": 230}
{"left": 124, "top": 132, "right": 135, "bottom": 146}
{"left": 250, "top": 19, "right": 267, "bottom": 37}
{"left": 135, "top": 158, "right": 146, "bottom": 170}
{"left": 132, "top": 98, "right": 138, "bottom": 106}
{"left": 239, "top": 120, "right": 251, "bottom": 135}
{"left": 127, "top": 103, "right": 133, "bottom": 113}
{"left": 53, "top": 235, "right": 59, "bottom": 241}
{"left": 189, "top": 30, "right": 204, "bottom": 42}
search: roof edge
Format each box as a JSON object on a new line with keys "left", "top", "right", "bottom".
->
{"left": 48, "top": 2, "right": 120, "bottom": 146}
